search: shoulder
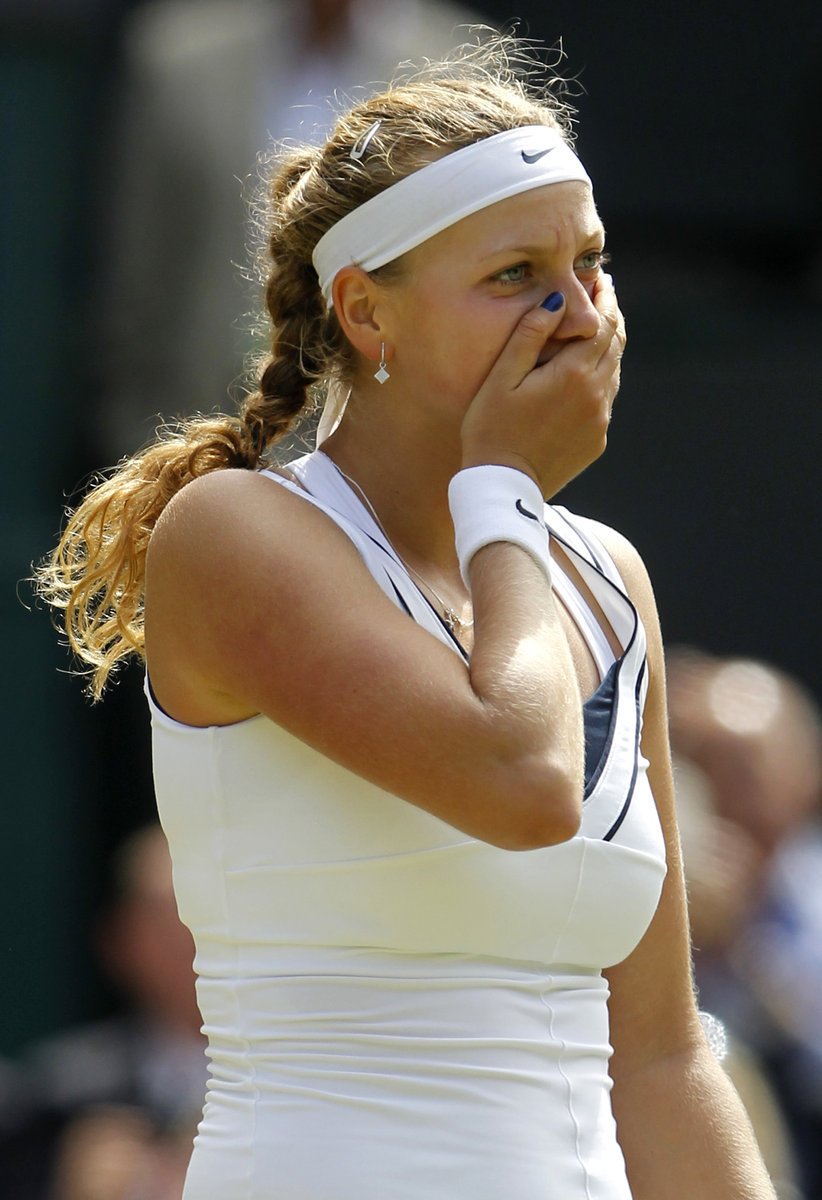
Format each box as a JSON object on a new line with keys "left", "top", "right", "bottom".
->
{"left": 150, "top": 467, "right": 346, "bottom": 561}
{"left": 152, "top": 465, "right": 279, "bottom": 527}
{"left": 147, "top": 465, "right": 371, "bottom": 611}
{"left": 582, "top": 518, "right": 654, "bottom": 597}
{"left": 145, "top": 467, "right": 379, "bottom": 724}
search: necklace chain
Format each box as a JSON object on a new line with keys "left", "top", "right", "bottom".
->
{"left": 333, "top": 463, "right": 474, "bottom": 636}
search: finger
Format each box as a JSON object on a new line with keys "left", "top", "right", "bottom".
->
{"left": 592, "top": 271, "right": 616, "bottom": 312}
{"left": 480, "top": 292, "right": 567, "bottom": 393}
{"left": 591, "top": 328, "right": 624, "bottom": 415}
{"left": 591, "top": 315, "right": 625, "bottom": 385}
{"left": 592, "top": 273, "right": 619, "bottom": 332}
{"left": 591, "top": 277, "right": 625, "bottom": 368}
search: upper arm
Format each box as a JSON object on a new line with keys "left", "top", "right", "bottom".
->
{"left": 144, "top": 470, "right": 576, "bottom": 850}
{"left": 592, "top": 523, "right": 703, "bottom": 1073}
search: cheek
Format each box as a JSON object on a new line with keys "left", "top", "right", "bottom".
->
{"left": 396, "top": 285, "right": 530, "bottom": 402}
{"left": 447, "top": 315, "right": 515, "bottom": 394}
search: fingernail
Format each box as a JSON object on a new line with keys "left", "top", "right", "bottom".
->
{"left": 541, "top": 292, "right": 564, "bottom": 312}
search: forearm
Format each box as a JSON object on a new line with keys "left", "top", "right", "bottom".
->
{"left": 468, "top": 540, "right": 583, "bottom": 781}
{"left": 446, "top": 465, "right": 585, "bottom": 843}
{"left": 613, "top": 1042, "right": 777, "bottom": 1200}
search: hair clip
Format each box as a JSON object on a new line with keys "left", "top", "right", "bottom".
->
{"left": 350, "top": 120, "right": 382, "bottom": 162}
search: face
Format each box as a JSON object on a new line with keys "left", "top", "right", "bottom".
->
{"left": 378, "top": 181, "right": 607, "bottom": 422}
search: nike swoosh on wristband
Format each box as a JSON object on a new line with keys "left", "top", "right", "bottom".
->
{"left": 521, "top": 147, "right": 555, "bottom": 165}
{"left": 516, "top": 498, "right": 542, "bottom": 522}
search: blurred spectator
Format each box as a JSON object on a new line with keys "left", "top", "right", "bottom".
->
{"left": 5, "top": 825, "right": 206, "bottom": 1199}
{"left": 675, "top": 760, "right": 801, "bottom": 1199}
{"left": 668, "top": 651, "right": 820, "bottom": 859}
{"left": 97, "top": 0, "right": 490, "bottom": 455}
{"left": 668, "top": 649, "right": 822, "bottom": 1198}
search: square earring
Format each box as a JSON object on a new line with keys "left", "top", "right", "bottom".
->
{"left": 374, "top": 343, "right": 390, "bottom": 385}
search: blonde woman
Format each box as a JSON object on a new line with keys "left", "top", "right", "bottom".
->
{"left": 38, "top": 41, "right": 776, "bottom": 1200}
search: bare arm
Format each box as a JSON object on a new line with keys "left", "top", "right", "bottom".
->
{"left": 145, "top": 286, "right": 622, "bottom": 852}
{"left": 147, "top": 469, "right": 582, "bottom": 850}
{"left": 599, "top": 525, "right": 777, "bottom": 1200}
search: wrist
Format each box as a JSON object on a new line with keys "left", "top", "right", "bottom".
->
{"left": 459, "top": 448, "right": 542, "bottom": 490}
{"left": 448, "top": 465, "right": 552, "bottom": 588}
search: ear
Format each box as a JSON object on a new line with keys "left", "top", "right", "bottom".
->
{"left": 331, "top": 266, "right": 392, "bottom": 363}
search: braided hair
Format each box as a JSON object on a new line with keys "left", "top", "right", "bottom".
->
{"left": 34, "top": 35, "right": 573, "bottom": 696}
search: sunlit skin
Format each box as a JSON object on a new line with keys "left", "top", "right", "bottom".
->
{"left": 146, "top": 177, "right": 623, "bottom": 733}
{"left": 139, "top": 156, "right": 779, "bottom": 1200}
{"left": 323, "top": 181, "right": 615, "bottom": 592}
{"left": 385, "top": 180, "right": 607, "bottom": 400}
{"left": 332, "top": 180, "right": 606, "bottom": 426}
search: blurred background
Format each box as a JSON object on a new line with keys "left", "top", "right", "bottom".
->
{"left": 1, "top": 0, "right": 820, "bottom": 1196}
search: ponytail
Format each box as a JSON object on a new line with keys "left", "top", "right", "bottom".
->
{"left": 34, "top": 414, "right": 264, "bottom": 698}
{"left": 36, "top": 154, "right": 328, "bottom": 699}
{"left": 37, "top": 34, "right": 574, "bottom": 698}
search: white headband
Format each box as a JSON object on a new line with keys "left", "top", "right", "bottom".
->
{"left": 312, "top": 125, "right": 592, "bottom": 306}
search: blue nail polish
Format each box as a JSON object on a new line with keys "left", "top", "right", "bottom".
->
{"left": 541, "top": 291, "right": 564, "bottom": 312}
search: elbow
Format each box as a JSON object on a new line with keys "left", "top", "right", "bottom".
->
{"left": 501, "top": 803, "right": 581, "bottom": 851}
{"left": 490, "top": 760, "right": 583, "bottom": 851}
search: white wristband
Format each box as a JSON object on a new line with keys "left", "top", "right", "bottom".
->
{"left": 448, "top": 465, "right": 552, "bottom": 587}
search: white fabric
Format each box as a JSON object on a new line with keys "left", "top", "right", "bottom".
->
{"left": 448, "top": 464, "right": 552, "bottom": 586}
{"left": 147, "top": 451, "right": 667, "bottom": 1199}
{"left": 313, "top": 125, "right": 592, "bottom": 304}
{"left": 551, "top": 567, "right": 614, "bottom": 678}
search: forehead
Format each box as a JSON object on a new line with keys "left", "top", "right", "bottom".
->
{"left": 407, "top": 181, "right": 602, "bottom": 268}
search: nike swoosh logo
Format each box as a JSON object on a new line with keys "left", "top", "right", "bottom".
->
{"left": 516, "top": 498, "right": 541, "bottom": 522}
{"left": 521, "top": 147, "right": 555, "bottom": 165}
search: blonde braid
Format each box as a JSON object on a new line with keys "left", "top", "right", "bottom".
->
{"left": 36, "top": 34, "right": 576, "bottom": 696}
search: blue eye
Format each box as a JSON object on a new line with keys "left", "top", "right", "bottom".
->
{"left": 495, "top": 263, "right": 528, "bottom": 285}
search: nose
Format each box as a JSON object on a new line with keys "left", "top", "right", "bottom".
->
{"left": 553, "top": 277, "right": 600, "bottom": 342}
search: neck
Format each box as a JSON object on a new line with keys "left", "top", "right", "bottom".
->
{"left": 321, "top": 401, "right": 462, "bottom": 569}
{"left": 318, "top": 391, "right": 473, "bottom": 630}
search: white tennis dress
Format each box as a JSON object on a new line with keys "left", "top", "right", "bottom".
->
{"left": 148, "top": 451, "right": 667, "bottom": 1199}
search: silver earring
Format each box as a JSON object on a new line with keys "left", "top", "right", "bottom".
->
{"left": 374, "top": 343, "right": 390, "bottom": 385}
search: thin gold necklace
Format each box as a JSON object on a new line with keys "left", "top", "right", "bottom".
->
{"left": 332, "top": 462, "right": 474, "bottom": 637}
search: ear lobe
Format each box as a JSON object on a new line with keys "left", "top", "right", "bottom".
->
{"left": 331, "top": 265, "right": 385, "bottom": 362}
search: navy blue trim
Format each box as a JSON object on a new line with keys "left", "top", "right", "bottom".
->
{"left": 146, "top": 673, "right": 161, "bottom": 709}
{"left": 602, "top": 659, "right": 646, "bottom": 842}
{"left": 547, "top": 524, "right": 639, "bottom": 667}
{"left": 350, "top": 528, "right": 467, "bottom": 653}
{"left": 346, "top": 487, "right": 644, "bottom": 837}
{"left": 547, "top": 508, "right": 607, "bottom": 575}
{"left": 279, "top": 466, "right": 470, "bottom": 660}
{"left": 582, "top": 660, "right": 619, "bottom": 799}
{"left": 387, "top": 577, "right": 413, "bottom": 617}
{"left": 297, "top": 470, "right": 644, "bottom": 832}
{"left": 360, "top": 527, "right": 394, "bottom": 556}
{"left": 381, "top": 549, "right": 469, "bottom": 663}
{"left": 537, "top": 516, "right": 648, "bottom": 839}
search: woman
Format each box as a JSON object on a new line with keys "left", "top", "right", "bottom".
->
{"left": 38, "top": 40, "right": 776, "bottom": 1200}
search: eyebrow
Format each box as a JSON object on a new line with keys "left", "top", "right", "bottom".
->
{"left": 478, "top": 229, "right": 607, "bottom": 263}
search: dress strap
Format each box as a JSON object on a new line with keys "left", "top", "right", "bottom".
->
{"left": 258, "top": 456, "right": 468, "bottom": 662}
{"left": 550, "top": 564, "right": 615, "bottom": 680}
